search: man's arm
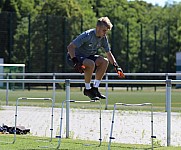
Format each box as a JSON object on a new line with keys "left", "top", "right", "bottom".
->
{"left": 67, "top": 42, "right": 76, "bottom": 59}
{"left": 106, "top": 51, "right": 125, "bottom": 78}
{"left": 106, "top": 51, "right": 117, "bottom": 65}
{"left": 67, "top": 42, "right": 85, "bottom": 73}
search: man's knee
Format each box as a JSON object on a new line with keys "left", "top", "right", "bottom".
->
{"left": 104, "top": 58, "right": 109, "bottom": 65}
{"left": 100, "top": 57, "right": 109, "bottom": 67}
{"left": 83, "top": 59, "right": 95, "bottom": 68}
{"left": 96, "top": 57, "right": 108, "bottom": 66}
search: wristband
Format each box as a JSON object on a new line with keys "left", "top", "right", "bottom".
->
{"left": 113, "top": 62, "right": 119, "bottom": 68}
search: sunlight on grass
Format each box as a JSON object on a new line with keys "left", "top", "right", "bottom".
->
{"left": 0, "top": 87, "right": 181, "bottom": 111}
{"left": 0, "top": 134, "right": 181, "bottom": 150}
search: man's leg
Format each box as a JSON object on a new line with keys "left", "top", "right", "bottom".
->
{"left": 83, "top": 59, "right": 95, "bottom": 84}
{"left": 66, "top": 53, "right": 99, "bottom": 100}
{"left": 92, "top": 56, "right": 109, "bottom": 99}
{"left": 83, "top": 59, "right": 99, "bottom": 100}
{"left": 95, "top": 56, "right": 109, "bottom": 80}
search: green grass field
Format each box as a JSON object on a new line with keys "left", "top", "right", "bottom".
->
{"left": 0, "top": 86, "right": 181, "bottom": 111}
{"left": 0, "top": 134, "right": 181, "bottom": 150}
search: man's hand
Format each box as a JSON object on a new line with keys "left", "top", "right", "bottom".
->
{"left": 72, "top": 57, "right": 85, "bottom": 73}
{"left": 113, "top": 62, "right": 125, "bottom": 78}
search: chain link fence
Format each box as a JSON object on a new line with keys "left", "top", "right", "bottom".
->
{"left": 0, "top": 12, "right": 174, "bottom": 74}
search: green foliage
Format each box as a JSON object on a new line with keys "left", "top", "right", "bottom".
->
{"left": 41, "top": 0, "right": 81, "bottom": 17}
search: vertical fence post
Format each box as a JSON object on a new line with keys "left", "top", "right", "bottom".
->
{"left": 165, "top": 73, "right": 169, "bottom": 111}
{"left": 166, "top": 79, "right": 171, "bottom": 146}
{"left": 52, "top": 73, "right": 56, "bottom": 105}
{"left": 27, "top": 14, "right": 31, "bottom": 73}
{"left": 167, "top": 25, "right": 170, "bottom": 72}
{"left": 65, "top": 79, "right": 70, "bottom": 138}
{"left": 45, "top": 14, "right": 49, "bottom": 73}
{"left": 8, "top": 12, "right": 13, "bottom": 63}
{"left": 105, "top": 73, "right": 108, "bottom": 110}
{"left": 126, "top": 22, "right": 129, "bottom": 73}
{"left": 140, "top": 23, "right": 143, "bottom": 72}
{"left": 63, "top": 18, "right": 67, "bottom": 72}
{"left": 6, "top": 73, "right": 9, "bottom": 106}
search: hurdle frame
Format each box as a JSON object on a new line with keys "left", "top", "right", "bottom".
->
{"left": 56, "top": 99, "right": 102, "bottom": 149}
{"left": 108, "top": 102, "right": 156, "bottom": 150}
{"left": 13, "top": 97, "right": 54, "bottom": 144}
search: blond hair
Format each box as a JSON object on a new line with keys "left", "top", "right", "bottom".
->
{"left": 97, "top": 17, "right": 113, "bottom": 30}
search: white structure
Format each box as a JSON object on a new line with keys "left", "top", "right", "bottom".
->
{"left": 0, "top": 63, "right": 25, "bottom": 89}
{"left": 0, "top": 58, "right": 4, "bottom": 87}
{"left": 176, "top": 52, "right": 181, "bottom": 88}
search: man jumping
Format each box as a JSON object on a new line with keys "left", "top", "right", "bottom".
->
{"left": 67, "top": 16, "right": 124, "bottom": 100}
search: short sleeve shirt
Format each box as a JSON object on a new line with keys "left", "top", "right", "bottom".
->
{"left": 72, "top": 29, "right": 111, "bottom": 57}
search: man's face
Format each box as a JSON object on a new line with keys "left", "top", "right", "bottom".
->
{"left": 96, "top": 25, "right": 109, "bottom": 38}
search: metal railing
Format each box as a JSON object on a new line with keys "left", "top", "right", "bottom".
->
{"left": 1, "top": 72, "right": 181, "bottom": 105}
{"left": 0, "top": 72, "right": 181, "bottom": 146}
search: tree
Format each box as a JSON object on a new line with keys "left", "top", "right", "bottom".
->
{"left": 29, "top": 0, "right": 84, "bottom": 72}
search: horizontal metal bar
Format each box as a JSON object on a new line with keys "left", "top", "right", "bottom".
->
{"left": 0, "top": 79, "right": 181, "bottom": 84}
{"left": 0, "top": 72, "right": 181, "bottom": 76}
{"left": 115, "top": 103, "right": 152, "bottom": 106}
{"left": 0, "top": 64, "right": 25, "bottom": 67}
{"left": 106, "top": 73, "right": 181, "bottom": 76}
{"left": 18, "top": 97, "right": 52, "bottom": 100}
{"left": 65, "top": 100, "right": 100, "bottom": 103}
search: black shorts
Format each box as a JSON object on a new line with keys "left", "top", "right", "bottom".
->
{"left": 66, "top": 53, "right": 99, "bottom": 68}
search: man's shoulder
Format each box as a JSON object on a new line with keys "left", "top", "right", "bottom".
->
{"left": 84, "top": 29, "right": 95, "bottom": 36}
{"left": 77, "top": 29, "right": 95, "bottom": 41}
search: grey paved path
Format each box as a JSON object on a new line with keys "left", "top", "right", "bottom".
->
{"left": 0, "top": 106, "right": 181, "bottom": 146}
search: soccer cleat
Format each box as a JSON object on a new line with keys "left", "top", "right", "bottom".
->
{"left": 91, "top": 87, "right": 106, "bottom": 99}
{"left": 83, "top": 88, "right": 99, "bottom": 100}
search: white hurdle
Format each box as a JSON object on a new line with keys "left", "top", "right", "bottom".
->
{"left": 13, "top": 97, "right": 54, "bottom": 144}
{"left": 56, "top": 100, "right": 102, "bottom": 149}
{"left": 108, "top": 103, "right": 156, "bottom": 150}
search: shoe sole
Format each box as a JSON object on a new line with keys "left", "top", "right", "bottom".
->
{"left": 84, "top": 93, "right": 99, "bottom": 100}
{"left": 91, "top": 97, "right": 100, "bottom": 100}
{"left": 99, "top": 96, "right": 106, "bottom": 99}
